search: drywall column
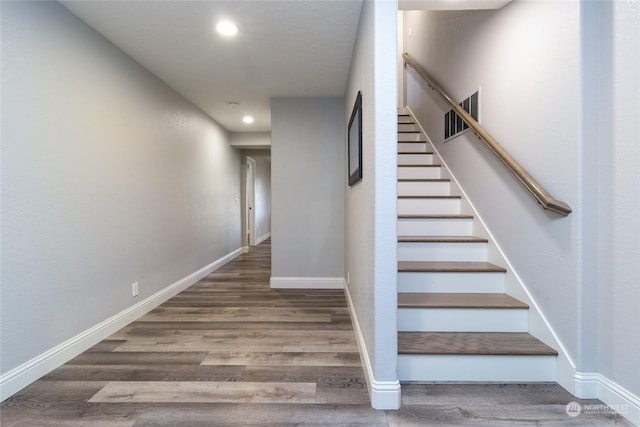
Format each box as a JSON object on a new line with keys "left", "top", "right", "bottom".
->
{"left": 589, "top": 1, "right": 640, "bottom": 423}
{"left": 344, "top": 0, "right": 399, "bottom": 409}
{"left": 270, "top": 97, "right": 345, "bottom": 289}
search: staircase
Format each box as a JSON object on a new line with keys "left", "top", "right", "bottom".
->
{"left": 396, "top": 111, "right": 558, "bottom": 382}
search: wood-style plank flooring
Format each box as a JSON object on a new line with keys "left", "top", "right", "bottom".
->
{"left": 1, "top": 240, "right": 632, "bottom": 426}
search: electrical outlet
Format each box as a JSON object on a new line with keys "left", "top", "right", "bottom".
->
{"left": 132, "top": 282, "right": 139, "bottom": 297}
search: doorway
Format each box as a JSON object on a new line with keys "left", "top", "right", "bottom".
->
{"left": 245, "top": 157, "right": 256, "bottom": 250}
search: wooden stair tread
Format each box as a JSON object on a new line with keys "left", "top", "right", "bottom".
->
{"left": 398, "top": 332, "right": 557, "bottom": 356}
{"left": 398, "top": 130, "right": 421, "bottom": 133}
{"left": 398, "top": 164, "right": 442, "bottom": 168}
{"left": 398, "top": 293, "right": 528, "bottom": 309}
{"left": 398, "top": 152, "right": 433, "bottom": 155}
{"left": 398, "top": 236, "right": 487, "bottom": 243}
{"left": 398, "top": 261, "right": 506, "bottom": 273}
{"left": 398, "top": 214, "right": 473, "bottom": 219}
{"left": 398, "top": 140, "right": 427, "bottom": 144}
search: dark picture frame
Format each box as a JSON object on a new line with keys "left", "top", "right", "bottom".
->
{"left": 348, "top": 91, "right": 363, "bottom": 186}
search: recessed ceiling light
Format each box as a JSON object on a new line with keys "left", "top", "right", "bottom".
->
{"left": 243, "top": 116, "right": 254, "bottom": 124}
{"left": 216, "top": 21, "right": 238, "bottom": 37}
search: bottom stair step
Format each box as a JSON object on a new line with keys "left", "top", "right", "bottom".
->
{"left": 398, "top": 332, "right": 557, "bottom": 355}
{"left": 398, "top": 332, "right": 558, "bottom": 382}
{"left": 397, "top": 354, "right": 557, "bottom": 382}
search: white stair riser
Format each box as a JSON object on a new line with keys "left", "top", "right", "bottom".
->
{"left": 398, "top": 123, "right": 419, "bottom": 132}
{"left": 397, "top": 354, "right": 556, "bottom": 382}
{"left": 398, "top": 167, "right": 441, "bottom": 180}
{"left": 397, "top": 218, "right": 473, "bottom": 236}
{"left": 398, "top": 133, "right": 423, "bottom": 141}
{"left": 398, "top": 181, "right": 450, "bottom": 196}
{"left": 397, "top": 241, "right": 487, "bottom": 262}
{"left": 398, "top": 154, "right": 434, "bottom": 165}
{"left": 398, "top": 116, "right": 414, "bottom": 124}
{"left": 397, "top": 308, "right": 528, "bottom": 332}
{"left": 398, "top": 272, "right": 505, "bottom": 293}
{"left": 398, "top": 198, "right": 460, "bottom": 215}
{"left": 398, "top": 143, "right": 429, "bottom": 153}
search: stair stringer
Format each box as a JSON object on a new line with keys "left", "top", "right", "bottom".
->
{"left": 405, "top": 106, "right": 576, "bottom": 393}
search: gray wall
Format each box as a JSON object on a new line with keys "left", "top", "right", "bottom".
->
{"left": 344, "top": 0, "right": 398, "bottom": 389}
{"left": 270, "top": 98, "right": 345, "bottom": 281}
{"left": 1, "top": 0, "right": 241, "bottom": 381}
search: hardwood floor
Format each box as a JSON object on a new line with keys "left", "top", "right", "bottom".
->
{"left": 1, "top": 240, "right": 631, "bottom": 426}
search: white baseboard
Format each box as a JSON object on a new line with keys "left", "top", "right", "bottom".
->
{"left": 269, "top": 276, "right": 344, "bottom": 289}
{"left": 574, "top": 372, "right": 640, "bottom": 426}
{"left": 0, "top": 247, "right": 243, "bottom": 401}
{"left": 256, "top": 232, "right": 271, "bottom": 245}
{"left": 344, "top": 283, "right": 401, "bottom": 410}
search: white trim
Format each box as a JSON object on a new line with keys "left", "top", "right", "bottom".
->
{"left": 269, "top": 277, "right": 344, "bottom": 289}
{"left": 344, "top": 283, "right": 401, "bottom": 410}
{"left": 0, "top": 247, "right": 243, "bottom": 401}
{"left": 256, "top": 232, "right": 271, "bottom": 245}
{"left": 242, "top": 246, "right": 249, "bottom": 254}
{"left": 574, "top": 372, "right": 640, "bottom": 426}
{"left": 574, "top": 371, "right": 601, "bottom": 398}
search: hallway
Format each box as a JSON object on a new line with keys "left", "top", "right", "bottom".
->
{"left": 0, "top": 241, "right": 631, "bottom": 426}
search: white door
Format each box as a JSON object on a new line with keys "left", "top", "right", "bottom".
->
{"left": 245, "top": 157, "right": 256, "bottom": 247}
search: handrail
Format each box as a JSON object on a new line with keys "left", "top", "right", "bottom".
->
{"left": 402, "top": 52, "right": 572, "bottom": 216}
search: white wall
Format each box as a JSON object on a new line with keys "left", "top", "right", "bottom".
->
{"left": 1, "top": 1, "right": 242, "bottom": 395}
{"left": 405, "top": 0, "right": 640, "bottom": 420}
{"left": 270, "top": 98, "right": 345, "bottom": 287}
{"left": 585, "top": 0, "right": 640, "bottom": 419}
{"left": 345, "top": 0, "right": 399, "bottom": 409}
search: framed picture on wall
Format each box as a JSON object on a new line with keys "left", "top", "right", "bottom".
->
{"left": 348, "top": 91, "right": 363, "bottom": 186}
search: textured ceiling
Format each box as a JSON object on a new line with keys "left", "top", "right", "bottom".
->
{"left": 61, "top": 1, "right": 363, "bottom": 132}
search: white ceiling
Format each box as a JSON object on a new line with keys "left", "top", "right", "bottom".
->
{"left": 61, "top": 1, "right": 363, "bottom": 132}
